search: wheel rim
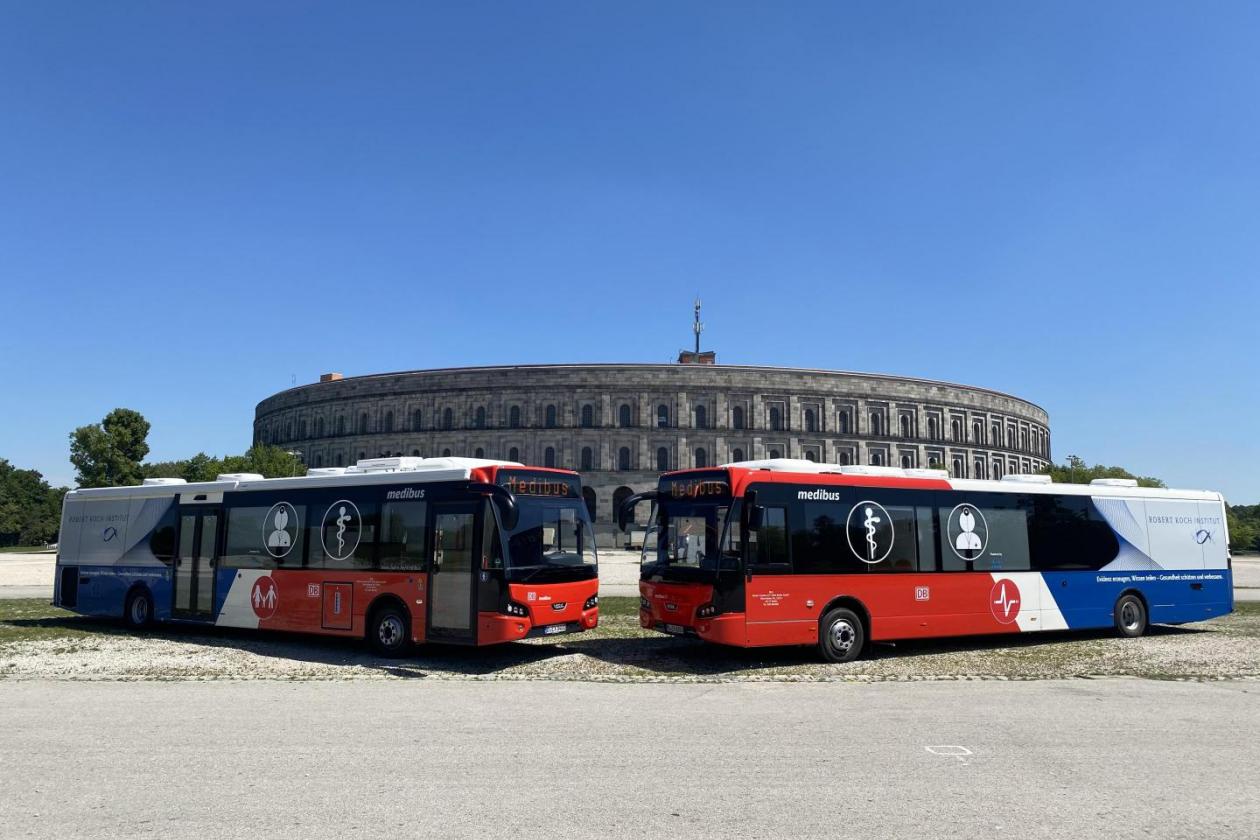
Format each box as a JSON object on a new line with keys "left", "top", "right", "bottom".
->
{"left": 829, "top": 619, "right": 855, "bottom": 655}
{"left": 1121, "top": 602, "right": 1140, "bottom": 631}
{"left": 378, "top": 615, "right": 403, "bottom": 649}
{"left": 131, "top": 597, "right": 148, "bottom": 624}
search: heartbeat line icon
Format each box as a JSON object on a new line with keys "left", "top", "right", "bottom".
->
{"left": 993, "top": 583, "right": 1018, "bottom": 617}
{"left": 989, "top": 579, "right": 1022, "bottom": 624}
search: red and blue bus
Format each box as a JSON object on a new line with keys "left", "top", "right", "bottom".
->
{"left": 54, "top": 457, "right": 599, "bottom": 655}
{"left": 620, "top": 459, "right": 1233, "bottom": 662}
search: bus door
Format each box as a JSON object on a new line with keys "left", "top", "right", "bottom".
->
{"left": 173, "top": 506, "right": 221, "bottom": 619}
{"left": 428, "top": 502, "right": 480, "bottom": 641}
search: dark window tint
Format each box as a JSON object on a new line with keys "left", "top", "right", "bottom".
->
{"left": 308, "top": 501, "right": 378, "bottom": 569}
{"left": 379, "top": 501, "right": 427, "bottom": 570}
{"left": 1027, "top": 495, "right": 1119, "bottom": 571}
{"left": 939, "top": 494, "right": 1030, "bottom": 572}
{"left": 750, "top": 506, "right": 789, "bottom": 570}
{"left": 225, "top": 505, "right": 305, "bottom": 569}
{"left": 149, "top": 506, "right": 178, "bottom": 564}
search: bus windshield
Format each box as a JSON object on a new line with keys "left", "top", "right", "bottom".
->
{"left": 504, "top": 499, "right": 597, "bottom": 580}
{"left": 643, "top": 500, "right": 731, "bottom": 574}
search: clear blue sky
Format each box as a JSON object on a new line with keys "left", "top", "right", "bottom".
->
{"left": 2, "top": 2, "right": 1258, "bottom": 501}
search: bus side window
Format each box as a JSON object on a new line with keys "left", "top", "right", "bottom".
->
{"left": 482, "top": 502, "right": 504, "bottom": 570}
{"left": 751, "top": 506, "right": 789, "bottom": 571}
{"left": 149, "top": 505, "right": 178, "bottom": 565}
{"left": 938, "top": 496, "right": 1030, "bottom": 572}
{"left": 915, "top": 506, "right": 937, "bottom": 572}
{"left": 379, "top": 501, "right": 427, "bottom": 571}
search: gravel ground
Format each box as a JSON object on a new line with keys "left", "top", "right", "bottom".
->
{"left": 2, "top": 599, "right": 1256, "bottom": 683}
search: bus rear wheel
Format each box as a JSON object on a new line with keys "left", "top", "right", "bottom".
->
{"left": 123, "top": 588, "right": 153, "bottom": 630}
{"left": 818, "top": 607, "right": 865, "bottom": 663}
{"left": 368, "top": 604, "right": 411, "bottom": 657}
{"left": 1114, "top": 594, "right": 1148, "bottom": 638}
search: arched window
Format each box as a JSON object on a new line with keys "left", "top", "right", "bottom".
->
{"left": 927, "top": 417, "right": 937, "bottom": 440}
{"left": 974, "top": 458, "right": 985, "bottom": 479}
{"left": 901, "top": 455, "right": 912, "bottom": 468}
{"left": 314, "top": 417, "right": 324, "bottom": 437}
{"left": 900, "top": 415, "right": 911, "bottom": 437}
{"left": 732, "top": 448, "right": 745, "bottom": 462}
{"left": 582, "top": 486, "right": 597, "bottom": 521}
{"left": 992, "top": 460, "right": 1003, "bottom": 479}
{"left": 474, "top": 406, "right": 486, "bottom": 429}
{"left": 359, "top": 413, "right": 369, "bottom": 434}
{"left": 508, "top": 405, "right": 521, "bottom": 428}
{"left": 769, "top": 406, "right": 783, "bottom": 431}
{"left": 337, "top": 416, "right": 346, "bottom": 435}
{"left": 474, "top": 447, "right": 485, "bottom": 459}
{"left": 358, "top": 451, "right": 366, "bottom": 460}
{"left": 732, "top": 405, "right": 745, "bottom": 430}
{"left": 952, "top": 457, "right": 963, "bottom": 476}
{"left": 618, "top": 447, "right": 631, "bottom": 471}
{"left": 656, "top": 447, "right": 669, "bottom": 471}
{"left": 384, "top": 411, "right": 393, "bottom": 433}
{"left": 1020, "top": 429, "right": 1029, "bottom": 450}
{"left": 972, "top": 421, "right": 982, "bottom": 443}
{"left": 545, "top": 405, "right": 558, "bottom": 428}
{"left": 870, "top": 412, "right": 883, "bottom": 436}
{"left": 656, "top": 404, "right": 669, "bottom": 428}
{"left": 839, "top": 452, "right": 852, "bottom": 466}
{"left": 992, "top": 422, "right": 1001, "bottom": 444}
{"left": 335, "top": 453, "right": 344, "bottom": 467}
{"left": 613, "top": 486, "right": 634, "bottom": 526}
{"left": 544, "top": 447, "right": 556, "bottom": 468}
{"left": 412, "top": 449, "right": 421, "bottom": 457}
{"left": 804, "top": 408, "right": 817, "bottom": 433}
{"left": 314, "top": 454, "right": 323, "bottom": 468}
{"left": 804, "top": 451, "right": 817, "bottom": 462}
{"left": 838, "top": 412, "right": 850, "bottom": 435}
{"left": 618, "top": 404, "right": 632, "bottom": 428}
{"left": 951, "top": 419, "right": 961, "bottom": 441}
{"left": 580, "top": 404, "right": 594, "bottom": 428}
{"left": 581, "top": 446, "right": 594, "bottom": 471}
{"left": 508, "top": 446, "right": 520, "bottom": 462}
{"left": 871, "top": 451, "right": 883, "bottom": 466}
{"left": 695, "top": 404, "right": 707, "bottom": 429}
{"left": 1007, "top": 427, "right": 1015, "bottom": 448}
{"left": 695, "top": 448, "right": 707, "bottom": 468}
{"left": 768, "top": 448, "right": 782, "bottom": 459}
{"left": 413, "top": 409, "right": 423, "bottom": 430}
{"left": 442, "top": 408, "right": 453, "bottom": 430}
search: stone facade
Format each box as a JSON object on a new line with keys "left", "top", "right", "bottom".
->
{"left": 254, "top": 364, "right": 1051, "bottom": 542}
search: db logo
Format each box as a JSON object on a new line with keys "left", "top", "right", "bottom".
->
{"left": 251, "top": 576, "right": 279, "bottom": 620}
{"left": 989, "top": 578, "right": 1021, "bottom": 625}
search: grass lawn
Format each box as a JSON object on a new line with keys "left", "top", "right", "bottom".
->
{"left": 0, "top": 546, "right": 53, "bottom": 554}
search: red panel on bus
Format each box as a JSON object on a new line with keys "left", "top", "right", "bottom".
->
{"left": 322, "top": 583, "right": 353, "bottom": 631}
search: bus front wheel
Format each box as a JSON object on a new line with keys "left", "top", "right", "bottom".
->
{"left": 368, "top": 604, "right": 412, "bottom": 657}
{"left": 1114, "top": 594, "right": 1148, "bottom": 638}
{"left": 818, "top": 607, "right": 865, "bottom": 663}
{"left": 123, "top": 588, "right": 153, "bottom": 630}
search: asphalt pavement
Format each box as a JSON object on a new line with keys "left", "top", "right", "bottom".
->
{"left": 0, "top": 678, "right": 1255, "bottom": 839}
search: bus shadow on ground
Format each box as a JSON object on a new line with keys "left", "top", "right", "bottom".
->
{"left": 558, "top": 623, "right": 1215, "bottom": 676}
{"left": 5, "top": 615, "right": 566, "bottom": 678}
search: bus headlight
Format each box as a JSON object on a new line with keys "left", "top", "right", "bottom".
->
{"left": 584, "top": 595, "right": 599, "bottom": 610}
{"left": 696, "top": 603, "right": 718, "bottom": 619}
{"left": 505, "top": 602, "right": 529, "bottom": 617}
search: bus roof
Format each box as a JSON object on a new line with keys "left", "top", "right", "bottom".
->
{"left": 657, "top": 459, "right": 1223, "bottom": 502}
{"left": 66, "top": 457, "right": 580, "bottom": 501}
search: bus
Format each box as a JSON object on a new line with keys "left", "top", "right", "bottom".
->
{"left": 54, "top": 457, "right": 599, "bottom": 655}
{"left": 619, "top": 459, "right": 1233, "bottom": 662}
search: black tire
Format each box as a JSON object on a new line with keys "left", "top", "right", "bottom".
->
{"left": 818, "top": 607, "right": 865, "bottom": 663}
{"left": 368, "top": 604, "right": 411, "bottom": 657}
{"left": 1114, "top": 593, "right": 1148, "bottom": 638}
{"left": 123, "top": 588, "right": 153, "bottom": 630}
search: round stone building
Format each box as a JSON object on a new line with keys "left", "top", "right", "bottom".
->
{"left": 253, "top": 362, "right": 1051, "bottom": 545}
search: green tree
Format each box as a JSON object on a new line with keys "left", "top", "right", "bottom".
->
{"left": 69, "top": 408, "right": 151, "bottom": 488}
{"left": 1038, "top": 455, "right": 1165, "bottom": 488}
{"left": 1227, "top": 504, "right": 1260, "bottom": 553}
{"left": 0, "top": 459, "right": 68, "bottom": 546}
{"left": 241, "top": 445, "right": 304, "bottom": 478}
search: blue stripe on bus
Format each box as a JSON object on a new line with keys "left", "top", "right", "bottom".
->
{"left": 1045, "top": 569, "right": 1233, "bottom": 630}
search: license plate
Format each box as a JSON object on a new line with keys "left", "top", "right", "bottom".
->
{"left": 543, "top": 624, "right": 568, "bottom": 635}
{"left": 664, "top": 624, "right": 685, "bottom": 635}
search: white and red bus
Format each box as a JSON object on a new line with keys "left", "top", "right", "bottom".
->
{"left": 55, "top": 457, "right": 599, "bottom": 655}
{"left": 620, "top": 459, "right": 1233, "bottom": 662}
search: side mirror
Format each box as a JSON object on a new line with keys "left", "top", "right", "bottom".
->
{"left": 617, "top": 490, "right": 658, "bottom": 532}
{"left": 467, "top": 483, "right": 519, "bottom": 530}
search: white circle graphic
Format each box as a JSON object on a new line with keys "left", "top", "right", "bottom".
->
{"left": 321, "top": 499, "right": 362, "bottom": 561}
{"left": 263, "top": 502, "right": 298, "bottom": 559}
{"left": 846, "top": 500, "right": 895, "bottom": 565}
{"left": 946, "top": 503, "right": 989, "bottom": 562}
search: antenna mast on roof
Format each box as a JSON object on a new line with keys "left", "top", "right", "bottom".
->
{"left": 693, "top": 297, "right": 703, "bottom": 355}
